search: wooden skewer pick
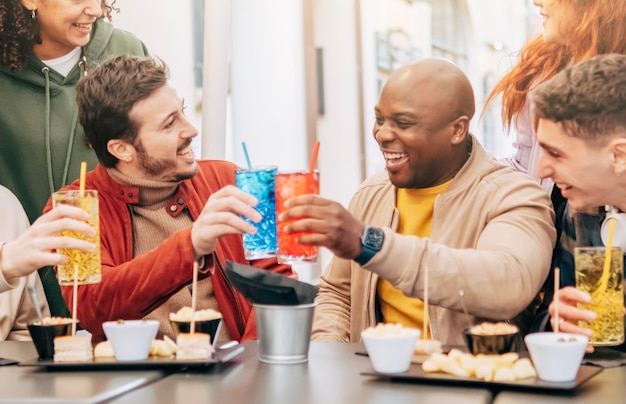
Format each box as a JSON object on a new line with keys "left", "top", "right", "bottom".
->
{"left": 423, "top": 266, "right": 429, "bottom": 340}
{"left": 554, "top": 267, "right": 560, "bottom": 333}
{"left": 190, "top": 261, "right": 199, "bottom": 334}
{"left": 72, "top": 264, "right": 79, "bottom": 337}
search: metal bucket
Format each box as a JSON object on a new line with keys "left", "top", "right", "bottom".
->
{"left": 253, "top": 302, "right": 316, "bottom": 364}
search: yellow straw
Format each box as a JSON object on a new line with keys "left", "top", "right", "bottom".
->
{"left": 79, "top": 161, "right": 87, "bottom": 197}
{"left": 597, "top": 218, "right": 616, "bottom": 295}
{"left": 554, "top": 267, "right": 560, "bottom": 333}
{"left": 190, "top": 261, "right": 199, "bottom": 334}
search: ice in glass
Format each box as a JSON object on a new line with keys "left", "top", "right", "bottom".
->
{"left": 51, "top": 190, "right": 101, "bottom": 285}
{"left": 575, "top": 246, "right": 624, "bottom": 346}
{"left": 235, "top": 166, "right": 278, "bottom": 259}
{"left": 275, "top": 170, "right": 320, "bottom": 263}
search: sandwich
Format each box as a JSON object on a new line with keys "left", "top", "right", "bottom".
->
{"left": 176, "top": 332, "right": 214, "bottom": 360}
{"left": 53, "top": 336, "right": 93, "bottom": 362}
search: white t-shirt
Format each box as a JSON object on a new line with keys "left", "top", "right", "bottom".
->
{"left": 42, "top": 47, "right": 81, "bottom": 77}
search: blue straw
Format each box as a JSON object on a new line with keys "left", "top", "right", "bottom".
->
{"left": 241, "top": 141, "right": 252, "bottom": 169}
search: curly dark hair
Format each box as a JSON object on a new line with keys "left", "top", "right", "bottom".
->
{"left": 0, "top": 1, "right": 118, "bottom": 72}
{"left": 531, "top": 54, "right": 626, "bottom": 143}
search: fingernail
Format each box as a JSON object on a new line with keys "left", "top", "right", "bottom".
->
{"left": 284, "top": 200, "right": 291, "bottom": 208}
{"left": 284, "top": 225, "right": 290, "bottom": 233}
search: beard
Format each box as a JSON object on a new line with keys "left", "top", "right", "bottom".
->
{"left": 134, "top": 139, "right": 197, "bottom": 182}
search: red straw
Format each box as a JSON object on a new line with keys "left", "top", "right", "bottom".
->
{"left": 308, "top": 141, "right": 320, "bottom": 173}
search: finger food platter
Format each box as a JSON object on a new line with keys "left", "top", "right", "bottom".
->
{"left": 18, "top": 343, "right": 244, "bottom": 370}
{"left": 361, "top": 362, "right": 603, "bottom": 392}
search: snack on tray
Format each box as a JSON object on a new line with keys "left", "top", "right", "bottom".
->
{"left": 422, "top": 348, "right": 536, "bottom": 382}
{"left": 362, "top": 323, "right": 416, "bottom": 337}
{"left": 33, "top": 316, "right": 73, "bottom": 326}
{"left": 53, "top": 336, "right": 93, "bottom": 362}
{"left": 176, "top": 333, "right": 214, "bottom": 360}
{"left": 94, "top": 341, "right": 115, "bottom": 358}
{"left": 468, "top": 322, "right": 519, "bottom": 336}
{"left": 414, "top": 339, "right": 443, "bottom": 355}
{"left": 169, "top": 307, "right": 222, "bottom": 322}
{"left": 150, "top": 338, "right": 177, "bottom": 357}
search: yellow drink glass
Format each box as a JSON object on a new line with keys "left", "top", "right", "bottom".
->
{"left": 52, "top": 190, "right": 101, "bottom": 285}
{"left": 574, "top": 246, "right": 624, "bottom": 346}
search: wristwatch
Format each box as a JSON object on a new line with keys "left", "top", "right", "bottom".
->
{"left": 354, "top": 225, "right": 385, "bottom": 266}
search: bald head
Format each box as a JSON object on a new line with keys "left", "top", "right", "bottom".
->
{"left": 384, "top": 58, "right": 475, "bottom": 122}
{"left": 373, "top": 58, "right": 476, "bottom": 188}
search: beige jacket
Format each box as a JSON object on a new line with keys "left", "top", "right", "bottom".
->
{"left": 0, "top": 186, "right": 50, "bottom": 341}
{"left": 312, "top": 137, "right": 556, "bottom": 346}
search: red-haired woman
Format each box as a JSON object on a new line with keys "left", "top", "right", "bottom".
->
{"left": 488, "top": 0, "right": 626, "bottom": 194}
{"left": 486, "top": 0, "right": 626, "bottom": 347}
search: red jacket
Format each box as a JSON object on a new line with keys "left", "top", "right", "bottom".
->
{"left": 44, "top": 161, "right": 293, "bottom": 342}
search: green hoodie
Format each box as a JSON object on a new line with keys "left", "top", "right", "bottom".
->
{"left": 0, "top": 19, "right": 149, "bottom": 223}
{"left": 0, "top": 19, "right": 149, "bottom": 317}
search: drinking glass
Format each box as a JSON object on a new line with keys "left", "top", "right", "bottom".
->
{"left": 236, "top": 166, "right": 277, "bottom": 259}
{"left": 275, "top": 170, "right": 320, "bottom": 264}
{"left": 51, "top": 190, "right": 101, "bottom": 285}
{"left": 575, "top": 246, "right": 624, "bottom": 346}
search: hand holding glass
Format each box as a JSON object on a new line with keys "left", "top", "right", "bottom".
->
{"left": 275, "top": 170, "right": 320, "bottom": 264}
{"left": 51, "top": 190, "right": 101, "bottom": 285}
{"left": 575, "top": 246, "right": 624, "bottom": 346}
{"left": 235, "top": 166, "right": 277, "bottom": 260}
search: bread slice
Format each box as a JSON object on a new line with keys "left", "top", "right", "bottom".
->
{"left": 176, "top": 332, "right": 213, "bottom": 360}
{"left": 54, "top": 336, "right": 93, "bottom": 362}
{"left": 150, "top": 339, "right": 176, "bottom": 357}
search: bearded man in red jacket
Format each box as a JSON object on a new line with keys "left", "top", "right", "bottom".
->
{"left": 44, "top": 55, "right": 293, "bottom": 343}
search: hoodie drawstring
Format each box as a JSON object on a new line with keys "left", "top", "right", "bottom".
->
{"left": 43, "top": 65, "right": 80, "bottom": 194}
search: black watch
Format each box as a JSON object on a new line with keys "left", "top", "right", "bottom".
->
{"left": 354, "top": 225, "right": 384, "bottom": 266}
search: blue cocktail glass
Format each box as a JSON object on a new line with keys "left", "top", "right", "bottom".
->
{"left": 235, "top": 166, "right": 278, "bottom": 259}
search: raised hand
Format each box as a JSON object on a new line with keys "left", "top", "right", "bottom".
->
{"left": 548, "top": 286, "right": 596, "bottom": 352}
{"left": 191, "top": 185, "right": 262, "bottom": 259}
{"left": 279, "top": 194, "right": 364, "bottom": 260}
{"left": 1, "top": 205, "right": 96, "bottom": 283}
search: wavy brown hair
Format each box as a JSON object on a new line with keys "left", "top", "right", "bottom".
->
{"left": 0, "top": 1, "right": 118, "bottom": 72}
{"left": 76, "top": 55, "right": 169, "bottom": 167}
{"left": 485, "top": 0, "right": 626, "bottom": 129}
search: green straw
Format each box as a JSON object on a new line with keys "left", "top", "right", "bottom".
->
{"left": 241, "top": 141, "right": 252, "bottom": 169}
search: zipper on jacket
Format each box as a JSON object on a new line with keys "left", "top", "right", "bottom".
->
{"left": 215, "top": 254, "right": 245, "bottom": 336}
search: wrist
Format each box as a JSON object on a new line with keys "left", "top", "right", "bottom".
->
{"left": 0, "top": 242, "right": 18, "bottom": 286}
{"left": 354, "top": 226, "right": 384, "bottom": 266}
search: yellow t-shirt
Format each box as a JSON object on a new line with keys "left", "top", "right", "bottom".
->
{"left": 377, "top": 180, "right": 451, "bottom": 339}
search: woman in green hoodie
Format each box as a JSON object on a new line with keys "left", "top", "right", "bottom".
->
{"left": 0, "top": 0, "right": 149, "bottom": 316}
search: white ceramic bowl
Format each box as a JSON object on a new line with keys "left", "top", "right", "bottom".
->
{"left": 361, "top": 327, "right": 421, "bottom": 374}
{"left": 102, "top": 320, "right": 159, "bottom": 361}
{"left": 524, "top": 332, "right": 588, "bottom": 382}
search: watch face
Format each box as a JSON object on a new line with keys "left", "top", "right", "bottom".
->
{"left": 363, "top": 226, "right": 384, "bottom": 249}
